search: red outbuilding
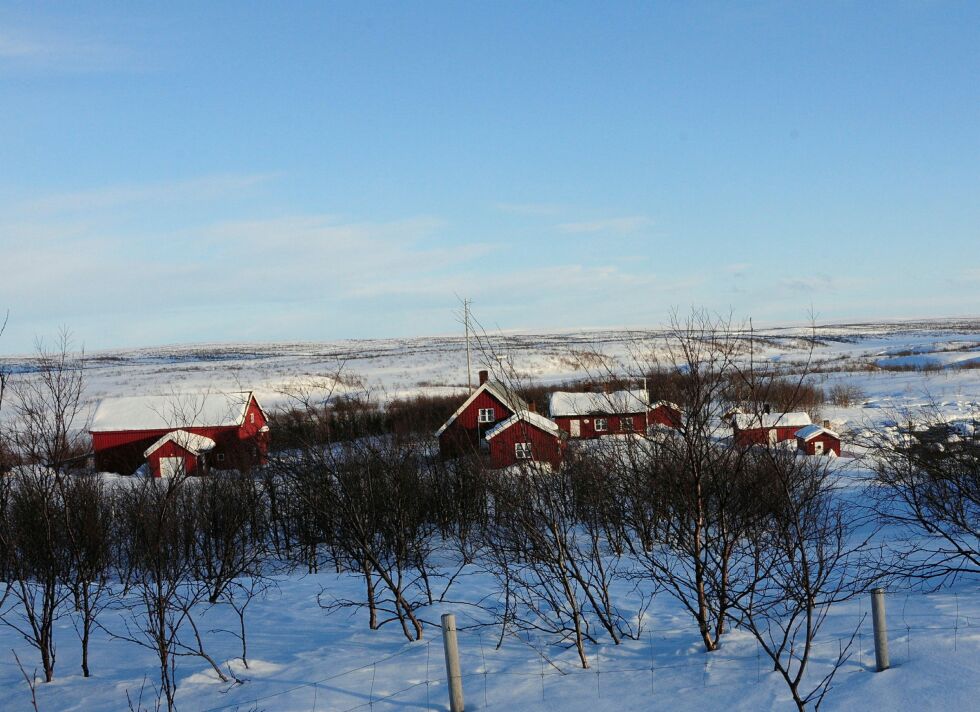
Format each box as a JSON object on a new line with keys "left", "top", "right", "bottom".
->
{"left": 648, "top": 401, "right": 683, "bottom": 430}
{"left": 731, "top": 411, "right": 812, "bottom": 447}
{"left": 90, "top": 391, "right": 269, "bottom": 476}
{"left": 795, "top": 424, "right": 841, "bottom": 456}
{"left": 548, "top": 389, "right": 657, "bottom": 439}
{"left": 143, "top": 430, "right": 217, "bottom": 478}
{"left": 484, "top": 410, "right": 565, "bottom": 469}
{"left": 436, "top": 370, "right": 527, "bottom": 458}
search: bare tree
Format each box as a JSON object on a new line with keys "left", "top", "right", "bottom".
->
{"left": 59, "top": 472, "right": 115, "bottom": 677}
{"left": 727, "top": 451, "right": 878, "bottom": 711}
{"left": 865, "top": 406, "right": 980, "bottom": 585}
{"left": 0, "top": 469, "right": 71, "bottom": 682}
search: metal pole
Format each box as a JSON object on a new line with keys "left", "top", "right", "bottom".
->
{"left": 465, "top": 299, "right": 473, "bottom": 392}
{"left": 871, "top": 588, "right": 890, "bottom": 671}
{"left": 442, "top": 613, "right": 465, "bottom": 712}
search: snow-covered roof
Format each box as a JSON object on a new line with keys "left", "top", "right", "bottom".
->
{"left": 795, "top": 424, "right": 840, "bottom": 441}
{"left": 548, "top": 389, "right": 649, "bottom": 417}
{"left": 732, "top": 411, "right": 812, "bottom": 431}
{"left": 484, "top": 410, "right": 561, "bottom": 440}
{"left": 92, "top": 391, "right": 259, "bottom": 432}
{"left": 434, "top": 380, "right": 528, "bottom": 437}
{"left": 650, "top": 400, "right": 681, "bottom": 412}
{"left": 143, "top": 429, "right": 217, "bottom": 457}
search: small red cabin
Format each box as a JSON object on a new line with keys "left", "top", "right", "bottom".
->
{"left": 732, "top": 411, "right": 812, "bottom": 447}
{"left": 484, "top": 410, "right": 565, "bottom": 469}
{"left": 549, "top": 389, "right": 658, "bottom": 439}
{"left": 436, "top": 370, "right": 526, "bottom": 459}
{"left": 91, "top": 391, "right": 269, "bottom": 476}
{"left": 648, "top": 401, "right": 683, "bottom": 430}
{"left": 143, "top": 430, "right": 217, "bottom": 478}
{"left": 795, "top": 424, "right": 841, "bottom": 456}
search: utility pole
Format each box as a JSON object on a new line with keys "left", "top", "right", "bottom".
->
{"left": 464, "top": 298, "right": 473, "bottom": 392}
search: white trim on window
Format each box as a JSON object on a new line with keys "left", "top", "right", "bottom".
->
{"left": 515, "top": 442, "right": 532, "bottom": 459}
{"left": 478, "top": 407, "right": 496, "bottom": 423}
{"left": 594, "top": 418, "right": 608, "bottom": 432}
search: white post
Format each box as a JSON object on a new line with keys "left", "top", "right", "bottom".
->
{"left": 871, "top": 588, "right": 890, "bottom": 671}
{"left": 442, "top": 613, "right": 465, "bottom": 712}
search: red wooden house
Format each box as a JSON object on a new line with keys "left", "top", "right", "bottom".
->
{"left": 484, "top": 409, "right": 565, "bottom": 469}
{"left": 91, "top": 391, "right": 270, "bottom": 476}
{"left": 436, "top": 370, "right": 527, "bottom": 458}
{"left": 548, "top": 389, "right": 653, "bottom": 439}
{"left": 731, "top": 411, "right": 812, "bottom": 447}
{"left": 795, "top": 424, "right": 841, "bottom": 456}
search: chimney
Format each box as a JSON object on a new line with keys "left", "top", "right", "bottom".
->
{"left": 763, "top": 403, "right": 771, "bottom": 414}
{"left": 528, "top": 402, "right": 537, "bottom": 413}
{"left": 823, "top": 419, "right": 831, "bottom": 429}
{"left": 479, "top": 370, "right": 489, "bottom": 385}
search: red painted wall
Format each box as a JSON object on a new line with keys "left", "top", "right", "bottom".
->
{"left": 145, "top": 440, "right": 201, "bottom": 478}
{"left": 735, "top": 425, "right": 801, "bottom": 447}
{"left": 796, "top": 433, "right": 841, "bottom": 456}
{"left": 438, "top": 389, "right": 516, "bottom": 458}
{"left": 553, "top": 413, "right": 646, "bottom": 439}
{"left": 487, "top": 421, "right": 563, "bottom": 469}
{"left": 649, "top": 405, "right": 682, "bottom": 429}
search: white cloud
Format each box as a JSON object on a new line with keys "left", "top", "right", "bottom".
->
{"left": 555, "top": 216, "right": 653, "bottom": 234}
{"left": 0, "top": 26, "right": 131, "bottom": 72}
{"left": 495, "top": 202, "right": 563, "bottom": 216}
{"left": 20, "top": 174, "right": 275, "bottom": 215}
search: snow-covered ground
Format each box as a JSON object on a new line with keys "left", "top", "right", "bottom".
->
{"left": 0, "top": 479, "right": 977, "bottom": 712}
{"left": 1, "top": 319, "right": 979, "bottom": 710}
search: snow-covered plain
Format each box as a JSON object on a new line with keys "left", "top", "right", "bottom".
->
{"left": 1, "top": 319, "right": 979, "bottom": 711}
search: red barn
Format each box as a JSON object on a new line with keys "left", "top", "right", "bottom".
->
{"left": 795, "top": 424, "right": 841, "bottom": 456}
{"left": 436, "top": 370, "right": 527, "bottom": 458}
{"left": 91, "top": 391, "right": 269, "bottom": 476}
{"left": 732, "top": 411, "right": 812, "bottom": 447}
{"left": 548, "top": 389, "right": 652, "bottom": 439}
{"left": 484, "top": 410, "right": 565, "bottom": 469}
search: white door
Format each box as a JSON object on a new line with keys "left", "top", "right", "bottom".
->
{"left": 570, "top": 420, "right": 581, "bottom": 438}
{"left": 159, "top": 457, "right": 184, "bottom": 478}
{"left": 768, "top": 429, "right": 778, "bottom": 445}
{"left": 813, "top": 441, "right": 824, "bottom": 455}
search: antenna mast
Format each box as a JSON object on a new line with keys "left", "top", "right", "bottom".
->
{"left": 464, "top": 298, "right": 473, "bottom": 392}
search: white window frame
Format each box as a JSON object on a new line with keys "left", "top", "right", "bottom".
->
{"left": 594, "top": 417, "right": 608, "bottom": 432}
{"left": 478, "top": 407, "right": 496, "bottom": 423}
{"left": 250, "top": 412, "right": 255, "bottom": 424}
{"left": 515, "top": 442, "right": 532, "bottom": 460}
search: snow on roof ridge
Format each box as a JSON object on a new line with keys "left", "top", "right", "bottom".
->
{"left": 484, "top": 409, "right": 560, "bottom": 440}
{"left": 143, "top": 429, "right": 217, "bottom": 458}
{"left": 732, "top": 411, "right": 813, "bottom": 430}
{"left": 434, "top": 380, "right": 528, "bottom": 437}
{"left": 92, "top": 391, "right": 256, "bottom": 432}
{"left": 548, "top": 389, "right": 649, "bottom": 417}
{"left": 795, "top": 424, "right": 840, "bottom": 441}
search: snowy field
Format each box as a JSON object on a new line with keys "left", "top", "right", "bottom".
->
{"left": 1, "top": 319, "right": 979, "bottom": 711}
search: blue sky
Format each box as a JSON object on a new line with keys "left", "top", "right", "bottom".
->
{"left": 1, "top": 1, "right": 978, "bottom": 352}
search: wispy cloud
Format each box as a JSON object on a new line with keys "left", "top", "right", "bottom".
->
{"left": 496, "top": 202, "right": 563, "bottom": 216}
{"left": 555, "top": 216, "right": 653, "bottom": 234}
{"left": 18, "top": 174, "right": 275, "bottom": 215}
{"left": 0, "top": 25, "right": 133, "bottom": 72}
